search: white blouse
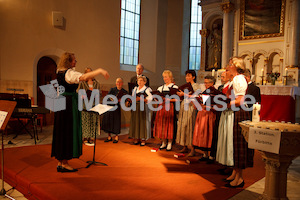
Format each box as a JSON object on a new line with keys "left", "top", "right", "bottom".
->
{"left": 65, "top": 68, "right": 83, "bottom": 84}
{"left": 132, "top": 85, "right": 153, "bottom": 102}
{"left": 232, "top": 74, "right": 248, "bottom": 96}
{"left": 157, "top": 83, "right": 178, "bottom": 92}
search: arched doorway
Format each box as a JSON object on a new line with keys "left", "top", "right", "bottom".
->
{"left": 37, "top": 56, "right": 57, "bottom": 125}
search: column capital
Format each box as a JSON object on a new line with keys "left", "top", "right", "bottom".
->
{"left": 200, "top": 29, "right": 210, "bottom": 37}
{"left": 262, "top": 158, "right": 281, "bottom": 171}
{"left": 221, "top": 2, "right": 234, "bottom": 13}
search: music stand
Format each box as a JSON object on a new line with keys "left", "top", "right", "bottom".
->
{"left": 0, "top": 100, "right": 17, "bottom": 198}
{"left": 86, "top": 104, "right": 114, "bottom": 168}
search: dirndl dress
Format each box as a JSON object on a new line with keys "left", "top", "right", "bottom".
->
{"left": 153, "top": 84, "right": 178, "bottom": 140}
{"left": 51, "top": 69, "right": 82, "bottom": 160}
{"left": 129, "top": 86, "right": 152, "bottom": 140}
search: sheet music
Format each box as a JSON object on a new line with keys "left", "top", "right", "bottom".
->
{"left": 0, "top": 111, "right": 8, "bottom": 129}
{"left": 89, "top": 104, "right": 114, "bottom": 115}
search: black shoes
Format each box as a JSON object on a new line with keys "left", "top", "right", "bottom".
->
{"left": 206, "top": 158, "right": 215, "bottom": 164}
{"left": 224, "top": 181, "right": 245, "bottom": 188}
{"left": 57, "top": 166, "right": 62, "bottom": 172}
{"left": 198, "top": 157, "right": 208, "bottom": 162}
{"left": 222, "top": 178, "right": 234, "bottom": 182}
{"left": 105, "top": 137, "right": 119, "bottom": 143}
{"left": 104, "top": 138, "right": 113, "bottom": 142}
{"left": 57, "top": 166, "right": 78, "bottom": 173}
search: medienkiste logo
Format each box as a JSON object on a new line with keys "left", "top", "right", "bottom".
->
{"left": 39, "top": 79, "right": 257, "bottom": 113}
{"left": 39, "top": 80, "right": 66, "bottom": 112}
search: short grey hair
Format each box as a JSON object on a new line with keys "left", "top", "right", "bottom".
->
{"left": 137, "top": 75, "right": 147, "bottom": 83}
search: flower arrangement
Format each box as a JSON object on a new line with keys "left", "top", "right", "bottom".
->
{"left": 267, "top": 72, "right": 280, "bottom": 85}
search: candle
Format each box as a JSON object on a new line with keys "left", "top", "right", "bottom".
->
{"left": 285, "top": 68, "right": 287, "bottom": 76}
{"left": 252, "top": 103, "right": 261, "bottom": 122}
{"left": 261, "top": 68, "right": 264, "bottom": 76}
{"left": 212, "top": 69, "right": 215, "bottom": 76}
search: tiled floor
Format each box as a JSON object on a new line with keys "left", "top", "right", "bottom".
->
{"left": 0, "top": 126, "right": 299, "bottom": 200}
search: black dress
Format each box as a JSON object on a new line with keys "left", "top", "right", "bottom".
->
{"left": 245, "top": 82, "right": 261, "bottom": 120}
{"left": 51, "top": 70, "right": 82, "bottom": 160}
{"left": 101, "top": 87, "right": 128, "bottom": 135}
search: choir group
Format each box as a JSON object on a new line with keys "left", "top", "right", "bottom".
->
{"left": 52, "top": 52, "right": 260, "bottom": 189}
{"left": 101, "top": 58, "right": 261, "bottom": 188}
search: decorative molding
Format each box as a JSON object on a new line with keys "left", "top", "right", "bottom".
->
{"left": 239, "top": 50, "right": 253, "bottom": 58}
{"left": 262, "top": 158, "right": 280, "bottom": 171}
{"left": 202, "top": 10, "right": 223, "bottom": 29}
{"left": 255, "top": 49, "right": 268, "bottom": 58}
{"left": 199, "top": 0, "right": 222, "bottom": 6}
{"left": 238, "top": 40, "right": 285, "bottom": 46}
{"left": 268, "top": 48, "right": 284, "bottom": 57}
{"left": 200, "top": 29, "right": 210, "bottom": 37}
{"left": 221, "top": 2, "right": 234, "bottom": 13}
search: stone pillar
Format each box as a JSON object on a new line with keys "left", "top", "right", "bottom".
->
{"left": 260, "top": 151, "right": 295, "bottom": 200}
{"left": 290, "top": 0, "right": 300, "bottom": 67}
{"left": 221, "top": 2, "right": 234, "bottom": 69}
{"left": 200, "top": 29, "right": 210, "bottom": 71}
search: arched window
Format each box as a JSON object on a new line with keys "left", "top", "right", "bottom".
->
{"left": 120, "top": 0, "right": 141, "bottom": 67}
{"left": 189, "top": 0, "right": 202, "bottom": 70}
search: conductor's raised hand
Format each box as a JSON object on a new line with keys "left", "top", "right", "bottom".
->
{"left": 101, "top": 69, "right": 110, "bottom": 80}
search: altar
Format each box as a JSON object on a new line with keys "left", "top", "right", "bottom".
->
{"left": 258, "top": 85, "right": 300, "bottom": 123}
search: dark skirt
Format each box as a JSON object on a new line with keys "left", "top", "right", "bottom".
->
{"left": 101, "top": 104, "right": 121, "bottom": 135}
{"left": 129, "top": 102, "right": 150, "bottom": 140}
{"left": 233, "top": 109, "right": 253, "bottom": 169}
{"left": 51, "top": 94, "right": 82, "bottom": 160}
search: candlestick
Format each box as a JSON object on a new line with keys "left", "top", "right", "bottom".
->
{"left": 212, "top": 69, "right": 215, "bottom": 76}
{"left": 260, "top": 76, "right": 264, "bottom": 85}
{"left": 261, "top": 68, "right": 264, "bottom": 76}
{"left": 283, "top": 75, "right": 288, "bottom": 85}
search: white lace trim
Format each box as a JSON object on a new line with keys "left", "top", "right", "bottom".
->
{"left": 258, "top": 85, "right": 300, "bottom": 98}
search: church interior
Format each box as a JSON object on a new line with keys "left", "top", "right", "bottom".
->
{"left": 0, "top": 0, "right": 299, "bottom": 199}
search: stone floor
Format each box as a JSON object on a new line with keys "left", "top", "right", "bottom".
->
{"left": 0, "top": 125, "right": 299, "bottom": 200}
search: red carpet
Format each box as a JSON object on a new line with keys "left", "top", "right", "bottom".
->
{"left": 1, "top": 136, "right": 265, "bottom": 200}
